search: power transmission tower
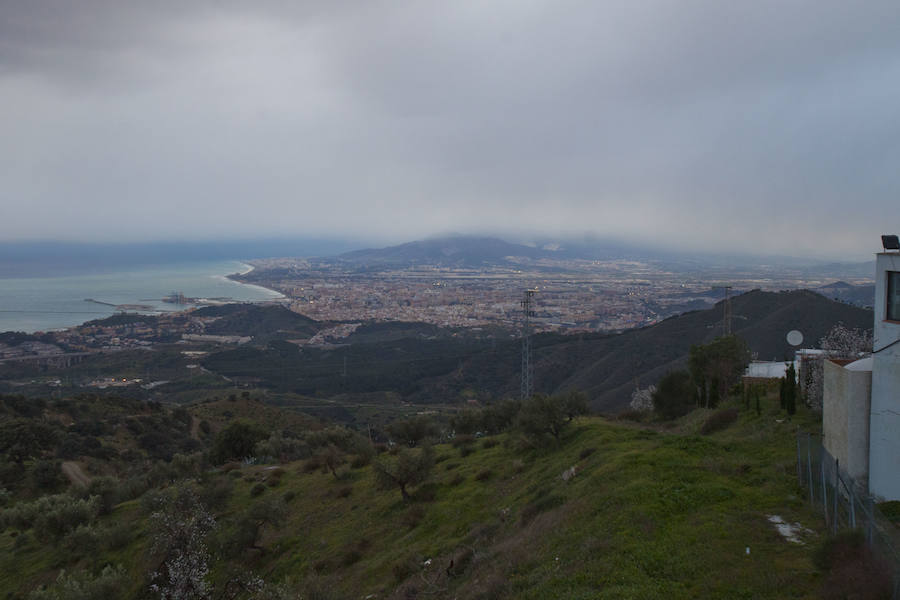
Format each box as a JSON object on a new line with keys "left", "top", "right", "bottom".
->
{"left": 713, "top": 285, "right": 733, "bottom": 336}
{"left": 521, "top": 290, "right": 535, "bottom": 400}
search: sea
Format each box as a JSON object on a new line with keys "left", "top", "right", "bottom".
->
{"left": 0, "top": 260, "right": 283, "bottom": 334}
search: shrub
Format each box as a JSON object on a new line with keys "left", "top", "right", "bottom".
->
{"left": 814, "top": 531, "right": 893, "bottom": 600}
{"left": 616, "top": 409, "right": 647, "bottom": 422}
{"left": 451, "top": 409, "right": 482, "bottom": 435}
{"left": 517, "top": 392, "right": 587, "bottom": 443}
{"left": 210, "top": 420, "right": 268, "bottom": 464}
{"left": 302, "top": 457, "right": 322, "bottom": 474}
{"left": 84, "top": 476, "right": 121, "bottom": 515}
{"left": 140, "top": 489, "right": 168, "bottom": 516}
{"left": 482, "top": 438, "right": 499, "bottom": 449}
{"left": 31, "top": 460, "right": 63, "bottom": 491}
{"left": 449, "top": 473, "right": 465, "bottom": 486}
{"left": 283, "top": 490, "right": 296, "bottom": 503}
{"left": 99, "top": 522, "right": 132, "bottom": 551}
{"left": 28, "top": 564, "right": 128, "bottom": 600}
{"left": 220, "top": 498, "right": 286, "bottom": 558}
{"left": 61, "top": 523, "right": 100, "bottom": 557}
{"left": 475, "top": 469, "right": 493, "bottom": 482}
{"left": 652, "top": 371, "right": 696, "bottom": 420}
{"left": 579, "top": 447, "right": 597, "bottom": 460}
{"left": 387, "top": 416, "right": 438, "bottom": 448}
{"left": 878, "top": 501, "right": 900, "bottom": 524}
{"left": 350, "top": 454, "right": 371, "bottom": 469}
{"left": 2, "top": 494, "right": 100, "bottom": 541}
{"left": 250, "top": 483, "right": 266, "bottom": 497}
{"left": 199, "top": 476, "right": 234, "bottom": 511}
{"left": 452, "top": 434, "right": 475, "bottom": 448}
{"left": 700, "top": 408, "right": 740, "bottom": 435}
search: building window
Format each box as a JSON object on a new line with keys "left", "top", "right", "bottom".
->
{"left": 888, "top": 271, "right": 900, "bottom": 321}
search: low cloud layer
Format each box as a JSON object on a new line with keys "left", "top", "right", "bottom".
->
{"left": 2, "top": 1, "right": 899, "bottom": 259}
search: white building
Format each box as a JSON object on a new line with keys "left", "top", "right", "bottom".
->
{"left": 868, "top": 251, "right": 900, "bottom": 500}
{"left": 822, "top": 244, "right": 900, "bottom": 500}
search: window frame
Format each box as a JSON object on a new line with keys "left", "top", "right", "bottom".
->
{"left": 887, "top": 270, "right": 900, "bottom": 322}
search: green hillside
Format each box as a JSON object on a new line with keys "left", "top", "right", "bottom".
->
{"left": 195, "top": 290, "right": 872, "bottom": 416}
{"left": 0, "top": 391, "right": 837, "bottom": 599}
{"left": 544, "top": 289, "right": 873, "bottom": 411}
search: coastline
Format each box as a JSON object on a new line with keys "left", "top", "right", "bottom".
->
{"left": 0, "top": 260, "right": 284, "bottom": 334}
{"left": 225, "top": 262, "right": 286, "bottom": 300}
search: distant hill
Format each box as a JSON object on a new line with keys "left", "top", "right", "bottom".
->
{"left": 198, "top": 291, "right": 872, "bottom": 417}
{"left": 329, "top": 235, "right": 876, "bottom": 276}
{"left": 813, "top": 281, "right": 875, "bottom": 308}
{"left": 194, "top": 304, "right": 320, "bottom": 339}
{"left": 432, "top": 289, "right": 873, "bottom": 412}
{"left": 336, "top": 236, "right": 549, "bottom": 267}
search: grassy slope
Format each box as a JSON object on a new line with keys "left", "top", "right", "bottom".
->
{"left": 2, "top": 395, "right": 826, "bottom": 599}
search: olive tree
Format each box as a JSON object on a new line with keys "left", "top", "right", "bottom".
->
{"left": 373, "top": 445, "right": 434, "bottom": 501}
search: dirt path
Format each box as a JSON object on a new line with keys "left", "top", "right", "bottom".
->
{"left": 61, "top": 461, "right": 90, "bottom": 488}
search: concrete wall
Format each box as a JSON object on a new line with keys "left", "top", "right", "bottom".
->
{"left": 823, "top": 360, "right": 872, "bottom": 485}
{"left": 868, "top": 253, "right": 900, "bottom": 500}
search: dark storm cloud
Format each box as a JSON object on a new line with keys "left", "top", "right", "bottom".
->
{"left": 1, "top": 0, "right": 899, "bottom": 258}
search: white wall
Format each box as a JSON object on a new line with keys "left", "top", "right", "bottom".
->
{"left": 823, "top": 360, "right": 872, "bottom": 485}
{"left": 868, "top": 253, "right": 900, "bottom": 500}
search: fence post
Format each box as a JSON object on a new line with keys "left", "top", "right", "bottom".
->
{"left": 833, "top": 458, "right": 839, "bottom": 534}
{"left": 821, "top": 444, "right": 829, "bottom": 524}
{"left": 866, "top": 496, "right": 874, "bottom": 546}
{"left": 796, "top": 430, "right": 802, "bottom": 484}
{"left": 807, "top": 434, "right": 814, "bottom": 504}
{"left": 849, "top": 482, "right": 856, "bottom": 530}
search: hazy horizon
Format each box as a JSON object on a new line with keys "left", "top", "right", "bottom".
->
{"left": 3, "top": 2, "right": 899, "bottom": 260}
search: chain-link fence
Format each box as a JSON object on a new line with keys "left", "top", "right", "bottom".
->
{"left": 797, "top": 432, "right": 900, "bottom": 599}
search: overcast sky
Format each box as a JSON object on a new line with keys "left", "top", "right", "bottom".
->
{"left": 2, "top": 1, "right": 899, "bottom": 259}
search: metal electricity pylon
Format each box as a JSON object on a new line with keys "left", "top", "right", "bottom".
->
{"left": 521, "top": 290, "right": 536, "bottom": 400}
{"left": 713, "top": 285, "right": 733, "bottom": 336}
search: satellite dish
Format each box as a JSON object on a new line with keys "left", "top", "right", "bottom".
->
{"left": 786, "top": 330, "right": 804, "bottom": 347}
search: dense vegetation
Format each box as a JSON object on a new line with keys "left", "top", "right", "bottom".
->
{"left": 1, "top": 379, "right": 886, "bottom": 599}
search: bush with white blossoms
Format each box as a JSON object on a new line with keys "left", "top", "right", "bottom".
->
{"left": 803, "top": 323, "right": 873, "bottom": 409}
{"left": 148, "top": 486, "right": 216, "bottom": 600}
{"left": 630, "top": 385, "right": 656, "bottom": 413}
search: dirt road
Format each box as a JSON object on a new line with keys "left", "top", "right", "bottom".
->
{"left": 61, "top": 461, "right": 90, "bottom": 487}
